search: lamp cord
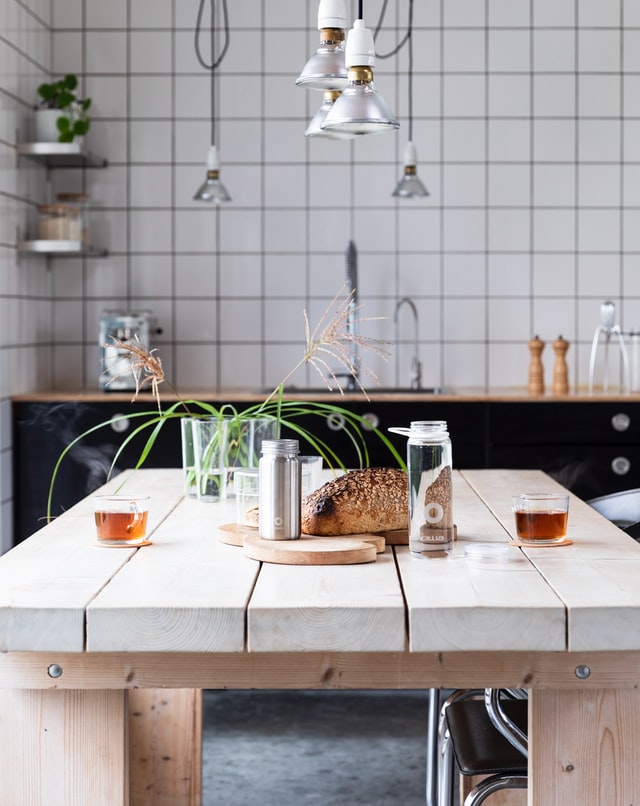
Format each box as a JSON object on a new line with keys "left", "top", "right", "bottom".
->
{"left": 374, "top": 0, "right": 412, "bottom": 59}
{"left": 194, "top": 0, "right": 230, "bottom": 146}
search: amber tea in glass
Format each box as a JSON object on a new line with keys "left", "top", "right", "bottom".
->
{"left": 94, "top": 495, "right": 150, "bottom": 546}
{"left": 512, "top": 493, "right": 569, "bottom": 545}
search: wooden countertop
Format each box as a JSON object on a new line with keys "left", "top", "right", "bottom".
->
{"left": 11, "top": 386, "right": 640, "bottom": 403}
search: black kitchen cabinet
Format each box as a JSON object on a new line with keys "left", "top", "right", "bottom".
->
{"left": 14, "top": 395, "right": 640, "bottom": 546}
{"left": 281, "top": 401, "right": 487, "bottom": 470}
{"left": 488, "top": 402, "right": 640, "bottom": 500}
{"left": 13, "top": 400, "right": 182, "bottom": 543}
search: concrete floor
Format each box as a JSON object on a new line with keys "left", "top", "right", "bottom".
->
{"left": 202, "top": 689, "right": 433, "bottom": 805}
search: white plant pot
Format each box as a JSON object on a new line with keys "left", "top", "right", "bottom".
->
{"left": 33, "top": 108, "right": 62, "bottom": 142}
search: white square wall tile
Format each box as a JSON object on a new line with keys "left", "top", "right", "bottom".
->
{"left": 175, "top": 255, "right": 218, "bottom": 298}
{"left": 531, "top": 299, "right": 576, "bottom": 356}
{"left": 443, "top": 210, "right": 486, "bottom": 252}
{"left": 130, "top": 0, "right": 173, "bottom": 28}
{"left": 488, "top": 30, "right": 530, "bottom": 73}
{"left": 578, "top": 255, "right": 621, "bottom": 297}
{"left": 533, "top": 165, "right": 576, "bottom": 207}
{"left": 624, "top": 166, "right": 640, "bottom": 207}
{"left": 129, "top": 166, "right": 172, "bottom": 208}
{"left": 220, "top": 255, "right": 263, "bottom": 297}
{"left": 220, "top": 344, "right": 263, "bottom": 388}
{"left": 579, "top": 76, "right": 621, "bottom": 118}
{"left": 533, "top": 30, "right": 575, "bottom": 72}
{"left": 443, "top": 30, "right": 485, "bottom": 73}
{"left": 443, "top": 299, "right": 486, "bottom": 341}
{"left": 488, "top": 343, "right": 527, "bottom": 388}
{"left": 52, "top": 33, "right": 82, "bottom": 75}
{"left": 443, "top": 0, "right": 485, "bottom": 26}
{"left": 443, "top": 164, "right": 485, "bottom": 207}
{"left": 578, "top": 165, "right": 620, "bottom": 208}
{"left": 533, "top": 254, "right": 576, "bottom": 296}
{"left": 533, "top": 0, "right": 575, "bottom": 26}
{"left": 130, "top": 255, "right": 173, "bottom": 298}
{"left": 579, "top": 120, "right": 621, "bottom": 163}
{"left": 488, "top": 209, "right": 530, "bottom": 252}
{"left": 488, "top": 120, "right": 531, "bottom": 162}
{"left": 578, "top": 210, "right": 621, "bottom": 253}
{"left": 220, "top": 300, "right": 262, "bottom": 342}
{"left": 533, "top": 120, "right": 576, "bottom": 163}
{"left": 443, "top": 120, "right": 486, "bottom": 162}
{"left": 488, "top": 0, "right": 530, "bottom": 27}
{"left": 488, "top": 164, "right": 531, "bottom": 207}
{"left": 579, "top": 0, "right": 620, "bottom": 27}
{"left": 264, "top": 299, "right": 307, "bottom": 343}
{"left": 86, "top": 0, "right": 127, "bottom": 28}
{"left": 174, "top": 344, "right": 218, "bottom": 388}
{"left": 130, "top": 32, "right": 174, "bottom": 74}
{"left": 86, "top": 32, "right": 127, "bottom": 74}
{"left": 175, "top": 299, "right": 218, "bottom": 342}
{"left": 130, "top": 210, "right": 173, "bottom": 252}
{"left": 488, "top": 255, "right": 531, "bottom": 296}
{"left": 533, "top": 210, "right": 576, "bottom": 252}
{"left": 443, "top": 343, "right": 486, "bottom": 389}
{"left": 488, "top": 298, "right": 530, "bottom": 341}
{"left": 488, "top": 75, "right": 530, "bottom": 117}
{"left": 443, "top": 76, "right": 485, "bottom": 118}
{"left": 578, "top": 30, "right": 621, "bottom": 73}
{"left": 533, "top": 75, "right": 575, "bottom": 117}
{"left": 443, "top": 254, "right": 486, "bottom": 297}
{"left": 264, "top": 255, "right": 307, "bottom": 297}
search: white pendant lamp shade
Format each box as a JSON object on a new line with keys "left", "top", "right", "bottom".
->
{"left": 193, "top": 145, "right": 231, "bottom": 203}
{"left": 296, "top": 0, "right": 348, "bottom": 90}
{"left": 305, "top": 91, "right": 356, "bottom": 139}
{"left": 321, "top": 19, "right": 399, "bottom": 136}
{"left": 392, "top": 141, "right": 429, "bottom": 198}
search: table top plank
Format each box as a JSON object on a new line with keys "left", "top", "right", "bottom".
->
{"left": 247, "top": 548, "right": 406, "bottom": 652}
{"left": 461, "top": 469, "right": 640, "bottom": 651}
{"left": 398, "top": 471, "right": 567, "bottom": 652}
{"left": 0, "top": 470, "right": 182, "bottom": 652}
{"left": 87, "top": 496, "right": 259, "bottom": 652}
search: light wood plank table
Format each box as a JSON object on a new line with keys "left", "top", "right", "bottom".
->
{"left": 1, "top": 468, "right": 640, "bottom": 805}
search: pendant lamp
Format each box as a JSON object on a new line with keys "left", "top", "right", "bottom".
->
{"left": 392, "top": 0, "right": 428, "bottom": 197}
{"left": 193, "top": 0, "right": 231, "bottom": 203}
{"left": 321, "top": 4, "right": 399, "bottom": 137}
{"left": 296, "top": 0, "right": 348, "bottom": 90}
{"left": 305, "top": 91, "right": 356, "bottom": 139}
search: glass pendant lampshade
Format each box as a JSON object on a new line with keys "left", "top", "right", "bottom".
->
{"left": 296, "top": 0, "right": 348, "bottom": 90}
{"left": 305, "top": 90, "right": 356, "bottom": 139}
{"left": 392, "top": 141, "right": 429, "bottom": 198}
{"left": 321, "top": 18, "right": 399, "bottom": 136}
{"left": 193, "top": 145, "right": 231, "bottom": 203}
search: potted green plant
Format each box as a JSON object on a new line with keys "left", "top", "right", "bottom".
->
{"left": 34, "top": 73, "right": 91, "bottom": 143}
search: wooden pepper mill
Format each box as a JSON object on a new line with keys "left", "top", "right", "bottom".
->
{"left": 528, "top": 336, "right": 545, "bottom": 395}
{"left": 552, "top": 335, "right": 570, "bottom": 396}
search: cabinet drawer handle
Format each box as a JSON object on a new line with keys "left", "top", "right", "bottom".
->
{"left": 361, "top": 412, "right": 380, "bottom": 431}
{"left": 611, "top": 456, "right": 631, "bottom": 476}
{"left": 326, "top": 412, "right": 346, "bottom": 432}
{"left": 611, "top": 413, "right": 631, "bottom": 432}
{"left": 110, "top": 415, "right": 131, "bottom": 434}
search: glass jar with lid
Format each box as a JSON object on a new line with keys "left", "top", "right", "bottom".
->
{"left": 56, "top": 192, "right": 90, "bottom": 242}
{"left": 36, "top": 203, "right": 80, "bottom": 241}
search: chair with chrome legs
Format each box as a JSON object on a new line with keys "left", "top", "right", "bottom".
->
{"left": 587, "top": 488, "right": 640, "bottom": 540}
{"left": 437, "top": 688, "right": 528, "bottom": 806}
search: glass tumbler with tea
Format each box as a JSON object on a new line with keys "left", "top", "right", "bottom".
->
{"left": 94, "top": 494, "right": 150, "bottom": 547}
{"left": 512, "top": 493, "right": 569, "bottom": 545}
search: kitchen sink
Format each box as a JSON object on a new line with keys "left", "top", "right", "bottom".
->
{"left": 261, "top": 386, "right": 452, "bottom": 395}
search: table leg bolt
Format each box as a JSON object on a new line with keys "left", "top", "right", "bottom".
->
{"left": 47, "top": 663, "right": 63, "bottom": 679}
{"left": 575, "top": 664, "right": 591, "bottom": 679}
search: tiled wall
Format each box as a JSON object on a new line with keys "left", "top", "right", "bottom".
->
{"left": 2, "top": 0, "right": 640, "bottom": 546}
{"left": 41, "top": 0, "right": 639, "bottom": 395}
{"left": 0, "top": 0, "right": 53, "bottom": 552}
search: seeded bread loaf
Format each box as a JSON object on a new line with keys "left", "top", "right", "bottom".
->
{"left": 301, "top": 467, "right": 408, "bottom": 536}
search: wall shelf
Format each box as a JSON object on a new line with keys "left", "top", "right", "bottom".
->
{"left": 17, "top": 141, "right": 108, "bottom": 168}
{"left": 17, "top": 240, "right": 108, "bottom": 257}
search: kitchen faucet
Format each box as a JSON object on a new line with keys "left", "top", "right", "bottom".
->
{"left": 344, "top": 240, "right": 360, "bottom": 390}
{"left": 394, "top": 297, "right": 422, "bottom": 390}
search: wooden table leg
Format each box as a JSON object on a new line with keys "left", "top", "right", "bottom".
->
{"left": 128, "top": 688, "right": 202, "bottom": 806}
{"left": 529, "top": 688, "right": 640, "bottom": 805}
{"left": 0, "top": 688, "right": 128, "bottom": 805}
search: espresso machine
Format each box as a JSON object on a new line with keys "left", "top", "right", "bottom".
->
{"left": 99, "top": 310, "right": 153, "bottom": 391}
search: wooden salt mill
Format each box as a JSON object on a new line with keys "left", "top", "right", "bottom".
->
{"left": 552, "top": 335, "right": 570, "bottom": 396}
{"left": 528, "top": 335, "right": 545, "bottom": 395}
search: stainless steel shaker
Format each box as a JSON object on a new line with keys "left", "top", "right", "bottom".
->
{"left": 258, "top": 439, "right": 301, "bottom": 540}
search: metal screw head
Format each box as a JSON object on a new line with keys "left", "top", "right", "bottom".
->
{"left": 47, "top": 663, "right": 63, "bottom": 679}
{"left": 575, "top": 664, "right": 591, "bottom": 679}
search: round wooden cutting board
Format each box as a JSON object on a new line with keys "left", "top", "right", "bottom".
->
{"left": 242, "top": 534, "right": 381, "bottom": 565}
